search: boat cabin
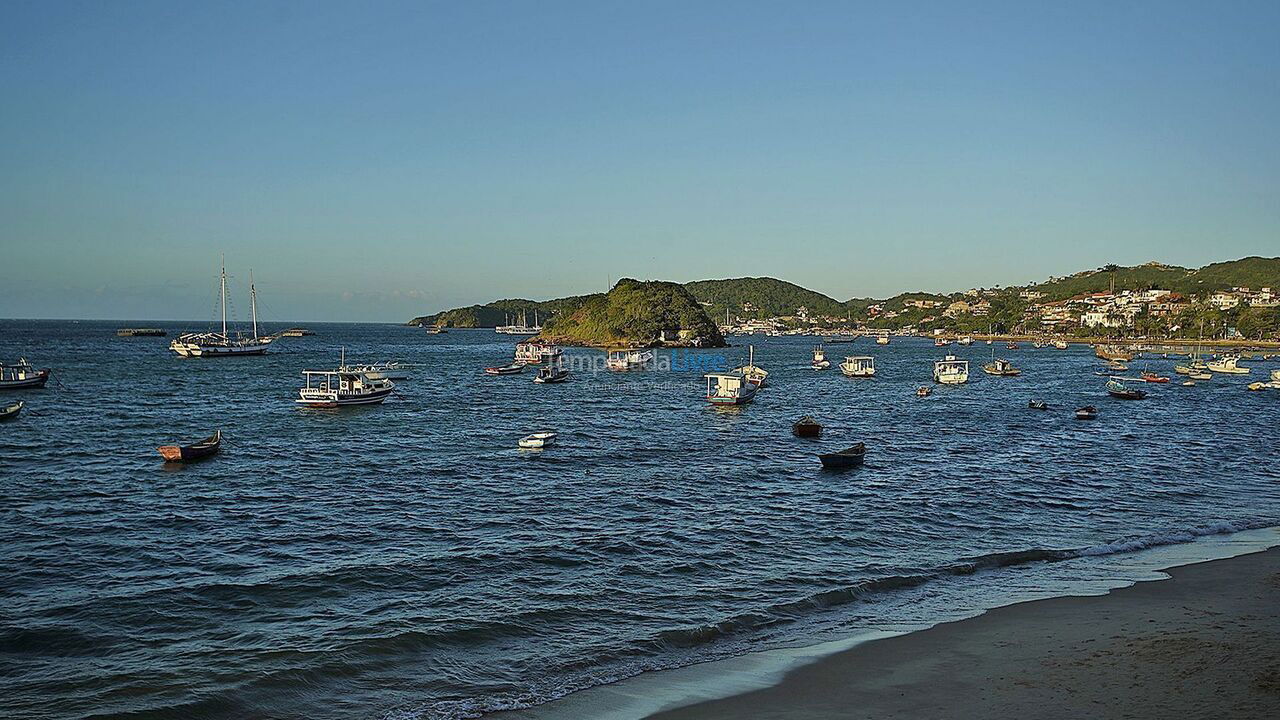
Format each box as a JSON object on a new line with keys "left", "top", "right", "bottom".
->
{"left": 933, "top": 355, "right": 970, "bottom": 384}
{"left": 704, "top": 371, "right": 756, "bottom": 405}
{"left": 840, "top": 356, "right": 876, "bottom": 376}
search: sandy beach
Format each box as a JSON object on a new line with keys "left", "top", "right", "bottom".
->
{"left": 649, "top": 548, "right": 1280, "bottom": 720}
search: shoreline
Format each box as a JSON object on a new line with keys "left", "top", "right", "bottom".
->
{"left": 647, "top": 547, "right": 1280, "bottom": 720}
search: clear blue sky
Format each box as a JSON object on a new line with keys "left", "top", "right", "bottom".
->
{"left": 2, "top": 0, "right": 1277, "bottom": 322}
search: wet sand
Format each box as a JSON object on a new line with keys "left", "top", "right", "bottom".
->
{"left": 648, "top": 548, "right": 1280, "bottom": 720}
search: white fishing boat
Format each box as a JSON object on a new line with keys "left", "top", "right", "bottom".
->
{"left": 514, "top": 342, "right": 562, "bottom": 365}
{"left": 606, "top": 348, "right": 654, "bottom": 371}
{"left": 704, "top": 371, "right": 757, "bottom": 405}
{"left": 811, "top": 345, "right": 830, "bottom": 370}
{"left": 732, "top": 346, "right": 768, "bottom": 387}
{"left": 1207, "top": 354, "right": 1250, "bottom": 374}
{"left": 957, "top": 336, "right": 974, "bottom": 346}
{"left": 296, "top": 350, "right": 395, "bottom": 407}
{"left": 839, "top": 355, "right": 876, "bottom": 377}
{"left": 171, "top": 262, "right": 274, "bottom": 357}
{"left": 933, "top": 355, "right": 969, "bottom": 384}
{"left": 518, "top": 431, "right": 557, "bottom": 449}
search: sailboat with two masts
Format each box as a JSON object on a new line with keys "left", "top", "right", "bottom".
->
{"left": 170, "top": 261, "right": 274, "bottom": 357}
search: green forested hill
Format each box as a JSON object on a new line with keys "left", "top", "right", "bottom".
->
{"left": 683, "top": 277, "right": 847, "bottom": 319}
{"left": 534, "top": 279, "right": 725, "bottom": 347}
{"left": 1030, "top": 257, "right": 1280, "bottom": 300}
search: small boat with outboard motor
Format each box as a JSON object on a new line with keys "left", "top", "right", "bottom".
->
{"left": 518, "top": 431, "right": 557, "bottom": 449}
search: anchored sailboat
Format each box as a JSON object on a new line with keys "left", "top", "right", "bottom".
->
{"left": 170, "top": 261, "right": 274, "bottom": 357}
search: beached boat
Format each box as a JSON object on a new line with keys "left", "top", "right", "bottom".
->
{"left": 839, "top": 355, "right": 876, "bottom": 377}
{"left": 705, "top": 371, "right": 757, "bottom": 405}
{"left": 297, "top": 352, "right": 396, "bottom": 407}
{"left": 1028, "top": 400, "right": 1048, "bottom": 410}
{"left": 171, "top": 264, "right": 274, "bottom": 357}
{"left": 933, "top": 355, "right": 969, "bottom": 385}
{"left": 982, "top": 357, "right": 1021, "bottom": 377}
{"left": 0, "top": 401, "right": 23, "bottom": 421}
{"left": 1207, "top": 355, "right": 1250, "bottom": 374}
{"left": 1075, "top": 406, "right": 1097, "bottom": 420}
{"left": 485, "top": 363, "right": 525, "bottom": 375}
{"left": 1106, "top": 379, "right": 1147, "bottom": 400}
{"left": 811, "top": 345, "right": 830, "bottom": 370}
{"left": 606, "top": 348, "right": 654, "bottom": 371}
{"left": 518, "top": 431, "right": 557, "bottom": 448}
{"left": 515, "top": 342, "right": 562, "bottom": 365}
{"left": 793, "top": 416, "right": 822, "bottom": 437}
{"left": 733, "top": 346, "right": 768, "bottom": 387}
{"left": 157, "top": 430, "right": 221, "bottom": 463}
{"left": 818, "top": 442, "right": 866, "bottom": 470}
{"left": 0, "top": 358, "right": 51, "bottom": 390}
{"left": 916, "top": 386, "right": 932, "bottom": 397}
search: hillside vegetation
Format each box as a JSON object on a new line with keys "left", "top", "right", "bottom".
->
{"left": 534, "top": 279, "right": 725, "bottom": 347}
{"left": 683, "top": 277, "right": 847, "bottom": 319}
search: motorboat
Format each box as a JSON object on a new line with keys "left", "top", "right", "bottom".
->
{"left": 792, "top": 416, "right": 823, "bottom": 437}
{"left": 515, "top": 342, "right": 563, "bottom": 365}
{"left": 957, "top": 337, "right": 974, "bottom": 346}
{"left": 876, "top": 336, "right": 890, "bottom": 346}
{"left": 1105, "top": 360, "right": 1129, "bottom": 372}
{"left": 1106, "top": 379, "right": 1147, "bottom": 400}
{"left": 606, "top": 348, "right": 655, "bottom": 371}
{"left": 704, "top": 371, "right": 757, "bottom": 405}
{"left": 1075, "top": 406, "right": 1098, "bottom": 420}
{"left": 818, "top": 443, "right": 866, "bottom": 470}
{"left": 933, "top": 355, "right": 969, "bottom": 384}
{"left": 0, "top": 358, "right": 50, "bottom": 389}
{"left": 297, "top": 351, "right": 396, "bottom": 407}
{"left": 811, "top": 345, "right": 830, "bottom": 370}
{"left": 157, "top": 430, "right": 221, "bottom": 463}
{"left": 1028, "top": 400, "right": 1048, "bottom": 410}
{"left": 533, "top": 360, "right": 570, "bottom": 384}
{"left": 1139, "top": 371, "right": 1170, "bottom": 383}
{"left": 518, "top": 431, "right": 557, "bottom": 449}
{"left": 485, "top": 363, "right": 525, "bottom": 375}
{"left": 839, "top": 356, "right": 876, "bottom": 377}
{"left": 982, "top": 357, "right": 1021, "bottom": 376}
{"left": 1207, "top": 355, "right": 1250, "bottom": 374}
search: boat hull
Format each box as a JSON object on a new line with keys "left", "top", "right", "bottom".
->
{"left": 0, "top": 369, "right": 50, "bottom": 390}
{"left": 0, "top": 401, "right": 22, "bottom": 420}
{"left": 296, "top": 387, "right": 394, "bottom": 407}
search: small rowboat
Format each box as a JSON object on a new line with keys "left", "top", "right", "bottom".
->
{"left": 818, "top": 442, "right": 866, "bottom": 470}
{"left": 1028, "top": 400, "right": 1048, "bottom": 410}
{"left": 1075, "top": 406, "right": 1097, "bottom": 420}
{"left": 485, "top": 363, "right": 525, "bottom": 375}
{"left": 0, "top": 401, "right": 23, "bottom": 421}
{"left": 157, "top": 430, "right": 221, "bottom": 463}
{"left": 792, "top": 416, "right": 822, "bottom": 437}
{"left": 518, "top": 431, "right": 557, "bottom": 449}
{"left": 1139, "top": 372, "right": 1170, "bottom": 383}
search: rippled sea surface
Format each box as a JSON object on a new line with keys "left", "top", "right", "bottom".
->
{"left": 3, "top": 320, "right": 1279, "bottom": 720}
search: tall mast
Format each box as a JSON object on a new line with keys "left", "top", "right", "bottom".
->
{"left": 220, "top": 256, "right": 227, "bottom": 337}
{"left": 250, "top": 269, "right": 259, "bottom": 339}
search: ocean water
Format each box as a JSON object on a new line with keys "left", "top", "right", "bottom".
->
{"left": 2, "top": 320, "right": 1278, "bottom": 720}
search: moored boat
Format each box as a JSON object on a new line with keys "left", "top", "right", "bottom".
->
{"left": 792, "top": 416, "right": 823, "bottom": 437}
{"left": 297, "top": 351, "right": 396, "bottom": 407}
{"left": 811, "top": 345, "right": 830, "bottom": 370}
{"left": 818, "top": 442, "right": 866, "bottom": 470}
{"left": 1053, "top": 339, "right": 1069, "bottom": 350}
{"left": 915, "top": 386, "right": 932, "bottom": 397}
{"left": 606, "top": 348, "right": 655, "bottom": 371}
{"left": 876, "top": 335, "right": 890, "bottom": 345}
{"left": 0, "top": 401, "right": 23, "bottom": 421}
{"left": 1139, "top": 371, "right": 1170, "bottom": 383}
{"left": 533, "top": 357, "right": 570, "bottom": 384}
{"left": 0, "top": 358, "right": 51, "bottom": 390}
{"left": 982, "top": 357, "right": 1021, "bottom": 376}
{"left": 515, "top": 342, "right": 563, "bottom": 365}
{"left": 171, "top": 264, "right": 274, "bottom": 357}
{"left": 957, "top": 336, "right": 974, "bottom": 346}
{"left": 1207, "top": 355, "right": 1250, "bottom": 374}
{"left": 281, "top": 328, "right": 314, "bottom": 337}
{"left": 704, "top": 371, "right": 757, "bottom": 405}
{"left": 839, "top": 355, "right": 876, "bottom": 377}
{"left": 485, "top": 363, "right": 525, "bottom": 375}
{"left": 1075, "top": 406, "right": 1097, "bottom": 420}
{"left": 933, "top": 355, "right": 969, "bottom": 384}
{"left": 157, "top": 430, "right": 221, "bottom": 463}
{"left": 1028, "top": 400, "right": 1048, "bottom": 410}
{"left": 732, "top": 346, "right": 768, "bottom": 387}
{"left": 1095, "top": 344, "right": 1133, "bottom": 362}
{"left": 1106, "top": 379, "right": 1147, "bottom": 400}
